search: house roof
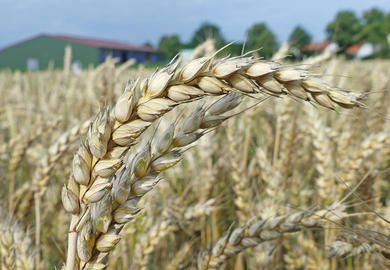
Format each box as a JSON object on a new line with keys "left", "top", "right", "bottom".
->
{"left": 0, "top": 33, "right": 158, "bottom": 53}
{"left": 345, "top": 44, "right": 361, "bottom": 55}
{"left": 302, "top": 41, "right": 330, "bottom": 52}
{"left": 49, "top": 34, "right": 158, "bottom": 53}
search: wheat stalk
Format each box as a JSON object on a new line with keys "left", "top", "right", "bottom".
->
{"left": 62, "top": 54, "right": 364, "bottom": 269}
{"left": 133, "top": 199, "right": 216, "bottom": 269}
{"left": 227, "top": 122, "right": 252, "bottom": 224}
{"left": 165, "top": 241, "right": 194, "bottom": 270}
{"left": 305, "top": 106, "right": 336, "bottom": 202}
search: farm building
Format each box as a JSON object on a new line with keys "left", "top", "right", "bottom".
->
{"left": 301, "top": 41, "right": 338, "bottom": 56}
{"left": 345, "top": 42, "right": 380, "bottom": 59}
{"left": 0, "top": 34, "right": 160, "bottom": 70}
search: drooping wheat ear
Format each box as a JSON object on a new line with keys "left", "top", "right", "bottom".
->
{"left": 340, "top": 132, "right": 389, "bottom": 189}
{"left": 12, "top": 120, "right": 90, "bottom": 223}
{"left": 7, "top": 118, "right": 59, "bottom": 175}
{"left": 8, "top": 119, "right": 59, "bottom": 210}
{"left": 328, "top": 237, "right": 390, "bottom": 262}
{"left": 0, "top": 208, "right": 36, "bottom": 270}
{"left": 133, "top": 199, "right": 216, "bottom": 270}
{"left": 33, "top": 120, "right": 91, "bottom": 196}
{"left": 196, "top": 206, "right": 347, "bottom": 270}
{"left": 63, "top": 54, "right": 364, "bottom": 270}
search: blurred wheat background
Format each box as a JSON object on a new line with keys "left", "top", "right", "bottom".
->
{"left": 0, "top": 40, "right": 389, "bottom": 270}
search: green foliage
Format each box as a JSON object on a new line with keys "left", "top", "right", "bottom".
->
{"left": 246, "top": 23, "right": 278, "bottom": 58}
{"left": 154, "top": 7, "right": 390, "bottom": 60}
{"left": 326, "top": 10, "right": 362, "bottom": 49}
{"left": 363, "top": 7, "right": 385, "bottom": 24}
{"left": 158, "top": 35, "right": 182, "bottom": 60}
{"left": 360, "top": 8, "right": 390, "bottom": 57}
{"left": 143, "top": 41, "right": 153, "bottom": 48}
{"left": 289, "top": 26, "right": 312, "bottom": 49}
{"left": 190, "top": 22, "right": 225, "bottom": 48}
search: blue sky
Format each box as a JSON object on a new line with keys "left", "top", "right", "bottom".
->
{"left": 0, "top": 0, "right": 389, "bottom": 49}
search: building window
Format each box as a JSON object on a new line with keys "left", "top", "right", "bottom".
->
{"left": 121, "top": 51, "right": 127, "bottom": 63}
{"left": 145, "top": 52, "right": 151, "bottom": 62}
{"left": 99, "top": 49, "right": 113, "bottom": 63}
{"left": 27, "top": 58, "right": 39, "bottom": 71}
{"left": 71, "top": 61, "right": 82, "bottom": 75}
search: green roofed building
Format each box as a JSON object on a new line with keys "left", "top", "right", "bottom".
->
{"left": 0, "top": 34, "right": 160, "bottom": 70}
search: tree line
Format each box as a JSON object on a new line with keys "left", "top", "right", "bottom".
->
{"left": 150, "top": 8, "right": 390, "bottom": 60}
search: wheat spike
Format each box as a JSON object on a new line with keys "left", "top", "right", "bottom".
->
{"left": 0, "top": 207, "right": 36, "bottom": 270}
{"left": 11, "top": 120, "right": 90, "bottom": 223}
{"left": 63, "top": 54, "right": 364, "bottom": 270}
{"left": 197, "top": 206, "right": 347, "bottom": 269}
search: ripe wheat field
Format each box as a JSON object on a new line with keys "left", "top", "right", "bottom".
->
{"left": 0, "top": 48, "right": 390, "bottom": 270}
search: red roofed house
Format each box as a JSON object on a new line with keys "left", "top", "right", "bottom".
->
{"left": 345, "top": 44, "right": 361, "bottom": 55}
{"left": 302, "top": 41, "right": 330, "bottom": 53}
{"left": 301, "top": 41, "right": 339, "bottom": 58}
{"left": 0, "top": 34, "right": 160, "bottom": 70}
{"left": 345, "top": 42, "right": 379, "bottom": 59}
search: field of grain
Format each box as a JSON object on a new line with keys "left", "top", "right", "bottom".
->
{"left": 0, "top": 51, "right": 390, "bottom": 270}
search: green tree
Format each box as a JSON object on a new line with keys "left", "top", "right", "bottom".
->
{"left": 190, "top": 22, "right": 225, "bottom": 48}
{"left": 359, "top": 8, "right": 390, "bottom": 57}
{"left": 288, "top": 26, "right": 312, "bottom": 49}
{"left": 246, "top": 23, "right": 278, "bottom": 58}
{"left": 363, "top": 7, "right": 385, "bottom": 24}
{"left": 143, "top": 41, "right": 153, "bottom": 48}
{"left": 158, "top": 35, "right": 182, "bottom": 60}
{"left": 326, "top": 10, "right": 362, "bottom": 49}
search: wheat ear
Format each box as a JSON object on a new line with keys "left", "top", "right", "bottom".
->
{"left": 0, "top": 207, "right": 36, "bottom": 270}
{"left": 11, "top": 120, "right": 90, "bottom": 223}
{"left": 63, "top": 54, "right": 364, "bottom": 270}
{"left": 328, "top": 238, "right": 390, "bottom": 262}
{"left": 197, "top": 206, "right": 347, "bottom": 269}
{"left": 8, "top": 119, "right": 59, "bottom": 211}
